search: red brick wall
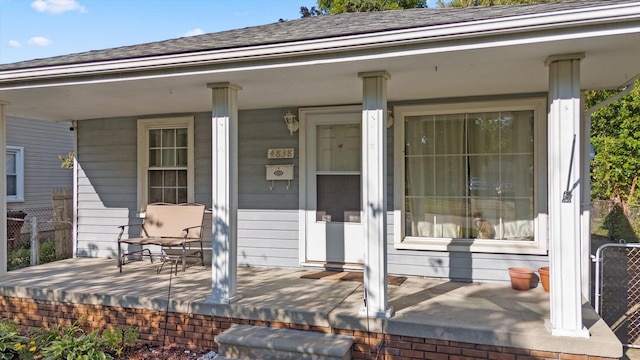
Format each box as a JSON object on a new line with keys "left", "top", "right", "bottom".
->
{"left": 0, "top": 296, "right": 616, "bottom": 360}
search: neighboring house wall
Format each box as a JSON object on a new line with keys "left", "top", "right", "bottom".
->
{"left": 5, "top": 116, "right": 73, "bottom": 210}
{"left": 75, "top": 102, "right": 547, "bottom": 283}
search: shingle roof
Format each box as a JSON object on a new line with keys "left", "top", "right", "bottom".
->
{"left": 0, "top": 0, "right": 634, "bottom": 71}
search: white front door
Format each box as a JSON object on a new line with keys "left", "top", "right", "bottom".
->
{"left": 302, "top": 108, "right": 363, "bottom": 265}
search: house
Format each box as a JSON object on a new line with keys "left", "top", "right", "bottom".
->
{"left": 1, "top": 0, "right": 639, "bottom": 357}
{"left": 4, "top": 115, "right": 73, "bottom": 247}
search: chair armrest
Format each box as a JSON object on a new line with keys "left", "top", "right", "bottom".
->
{"left": 182, "top": 225, "right": 205, "bottom": 241}
{"left": 182, "top": 225, "right": 204, "bottom": 232}
{"left": 117, "top": 222, "right": 144, "bottom": 241}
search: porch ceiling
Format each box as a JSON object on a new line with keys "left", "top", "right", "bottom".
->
{"left": 0, "top": 29, "right": 639, "bottom": 122}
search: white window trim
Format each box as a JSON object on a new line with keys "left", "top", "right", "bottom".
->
{"left": 137, "top": 116, "right": 195, "bottom": 211}
{"left": 393, "top": 98, "right": 548, "bottom": 255}
{"left": 6, "top": 146, "right": 24, "bottom": 203}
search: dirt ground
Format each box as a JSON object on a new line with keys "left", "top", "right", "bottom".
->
{"left": 117, "top": 343, "right": 216, "bottom": 360}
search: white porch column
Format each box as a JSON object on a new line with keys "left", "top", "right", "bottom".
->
{"left": 545, "top": 54, "right": 589, "bottom": 337}
{"left": 358, "top": 71, "right": 393, "bottom": 318}
{"left": 206, "top": 82, "right": 242, "bottom": 304}
{"left": 0, "top": 101, "right": 8, "bottom": 276}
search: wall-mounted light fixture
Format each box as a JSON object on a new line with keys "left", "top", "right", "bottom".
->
{"left": 283, "top": 111, "right": 299, "bottom": 135}
{"left": 387, "top": 109, "right": 394, "bottom": 128}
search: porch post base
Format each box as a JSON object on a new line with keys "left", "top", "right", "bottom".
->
{"left": 545, "top": 319, "right": 590, "bottom": 338}
{"left": 205, "top": 292, "right": 243, "bottom": 305}
{"left": 359, "top": 305, "right": 394, "bottom": 319}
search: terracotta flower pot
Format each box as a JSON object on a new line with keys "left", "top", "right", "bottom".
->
{"left": 508, "top": 267, "right": 533, "bottom": 291}
{"left": 538, "top": 266, "right": 549, "bottom": 292}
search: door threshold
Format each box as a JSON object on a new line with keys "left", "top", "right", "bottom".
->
{"left": 302, "top": 261, "right": 364, "bottom": 271}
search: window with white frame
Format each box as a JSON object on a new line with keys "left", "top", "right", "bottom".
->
{"left": 394, "top": 99, "right": 547, "bottom": 254}
{"left": 137, "top": 117, "right": 194, "bottom": 209}
{"left": 6, "top": 146, "right": 24, "bottom": 202}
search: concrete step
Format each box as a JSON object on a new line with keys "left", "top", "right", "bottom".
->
{"left": 216, "top": 324, "right": 353, "bottom": 360}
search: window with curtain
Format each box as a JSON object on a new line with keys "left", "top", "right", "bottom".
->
{"left": 404, "top": 109, "right": 535, "bottom": 241}
{"left": 138, "top": 117, "right": 194, "bottom": 209}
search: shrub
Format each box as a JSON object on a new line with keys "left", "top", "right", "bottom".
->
{"left": 7, "top": 249, "right": 30, "bottom": 271}
{"left": 39, "top": 241, "right": 57, "bottom": 264}
{"left": 40, "top": 329, "right": 112, "bottom": 360}
{"left": 0, "top": 320, "right": 27, "bottom": 360}
{"left": 1, "top": 318, "right": 141, "bottom": 360}
{"left": 8, "top": 240, "right": 64, "bottom": 271}
{"left": 101, "top": 327, "right": 139, "bottom": 357}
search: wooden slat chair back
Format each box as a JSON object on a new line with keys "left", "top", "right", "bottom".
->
{"left": 117, "top": 203, "right": 205, "bottom": 273}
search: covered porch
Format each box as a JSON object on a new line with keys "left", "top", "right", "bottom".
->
{"left": 0, "top": 258, "right": 621, "bottom": 359}
{"left": 1, "top": 2, "right": 639, "bottom": 359}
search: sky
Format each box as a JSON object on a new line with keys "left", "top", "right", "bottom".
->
{"left": 0, "top": 0, "right": 440, "bottom": 65}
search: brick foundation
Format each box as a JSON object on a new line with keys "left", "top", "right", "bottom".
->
{"left": 0, "top": 296, "right": 616, "bottom": 360}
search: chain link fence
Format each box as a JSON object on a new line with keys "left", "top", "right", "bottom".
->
{"left": 594, "top": 243, "right": 640, "bottom": 348}
{"left": 5, "top": 188, "right": 73, "bottom": 270}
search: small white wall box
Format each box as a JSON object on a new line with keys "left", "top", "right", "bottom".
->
{"left": 266, "top": 164, "right": 294, "bottom": 190}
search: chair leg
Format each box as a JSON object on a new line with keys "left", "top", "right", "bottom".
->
{"left": 146, "top": 248, "right": 154, "bottom": 263}
{"left": 157, "top": 256, "right": 171, "bottom": 274}
{"left": 118, "top": 242, "right": 123, "bottom": 273}
{"left": 199, "top": 241, "right": 204, "bottom": 266}
{"left": 157, "top": 257, "right": 179, "bottom": 275}
{"left": 182, "top": 243, "right": 187, "bottom": 272}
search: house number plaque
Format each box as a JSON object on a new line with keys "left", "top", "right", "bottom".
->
{"left": 267, "top": 148, "right": 294, "bottom": 159}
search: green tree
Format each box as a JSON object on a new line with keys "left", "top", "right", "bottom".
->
{"left": 316, "top": 0, "right": 427, "bottom": 14}
{"left": 300, "top": 5, "right": 322, "bottom": 17}
{"left": 586, "top": 80, "right": 640, "bottom": 207}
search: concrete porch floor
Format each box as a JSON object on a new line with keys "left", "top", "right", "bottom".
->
{"left": 0, "top": 258, "right": 622, "bottom": 358}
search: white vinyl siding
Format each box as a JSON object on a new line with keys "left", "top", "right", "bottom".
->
{"left": 237, "top": 108, "right": 300, "bottom": 268}
{"left": 75, "top": 110, "right": 301, "bottom": 266}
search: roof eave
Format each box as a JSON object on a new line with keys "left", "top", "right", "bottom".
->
{"left": 0, "top": 1, "right": 639, "bottom": 87}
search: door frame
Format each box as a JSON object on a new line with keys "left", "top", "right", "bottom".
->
{"left": 298, "top": 105, "right": 363, "bottom": 267}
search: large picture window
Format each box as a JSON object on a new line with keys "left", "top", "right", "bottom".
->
{"left": 394, "top": 99, "right": 547, "bottom": 254}
{"left": 137, "top": 117, "right": 194, "bottom": 209}
{"left": 6, "top": 146, "right": 24, "bottom": 202}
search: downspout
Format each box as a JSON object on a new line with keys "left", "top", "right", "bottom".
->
{"left": 582, "top": 74, "right": 639, "bottom": 301}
